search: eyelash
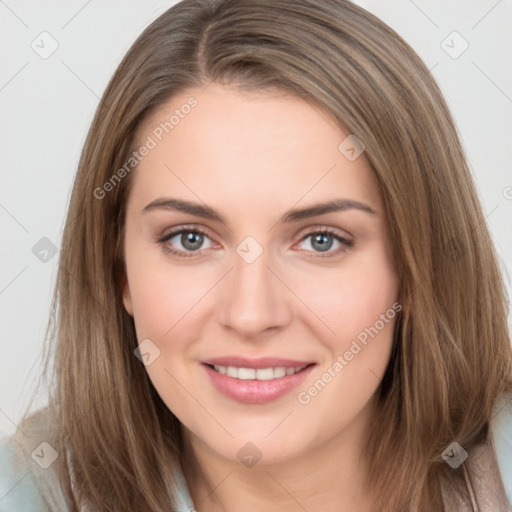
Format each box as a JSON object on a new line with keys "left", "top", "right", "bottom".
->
{"left": 157, "top": 225, "right": 354, "bottom": 259}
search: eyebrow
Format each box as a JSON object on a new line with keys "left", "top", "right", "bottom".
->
{"left": 142, "top": 197, "right": 377, "bottom": 223}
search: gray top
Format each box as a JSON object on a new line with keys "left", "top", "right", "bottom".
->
{"left": 1, "top": 397, "right": 512, "bottom": 511}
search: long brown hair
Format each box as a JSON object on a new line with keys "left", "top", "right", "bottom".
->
{"left": 17, "top": 0, "right": 512, "bottom": 510}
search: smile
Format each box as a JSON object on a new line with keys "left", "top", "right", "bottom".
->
{"left": 202, "top": 361, "right": 316, "bottom": 404}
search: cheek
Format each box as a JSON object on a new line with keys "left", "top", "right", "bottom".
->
{"left": 291, "top": 242, "right": 398, "bottom": 404}
{"left": 298, "top": 247, "right": 398, "bottom": 409}
{"left": 124, "top": 245, "right": 211, "bottom": 422}
{"left": 125, "top": 245, "right": 214, "bottom": 340}
{"left": 336, "top": 266, "right": 397, "bottom": 341}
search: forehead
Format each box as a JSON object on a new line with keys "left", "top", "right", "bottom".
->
{"left": 128, "top": 83, "right": 382, "bottom": 215}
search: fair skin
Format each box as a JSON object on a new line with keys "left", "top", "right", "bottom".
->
{"left": 122, "top": 83, "right": 399, "bottom": 512}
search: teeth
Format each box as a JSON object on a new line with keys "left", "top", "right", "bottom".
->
{"left": 212, "top": 365, "right": 307, "bottom": 380}
{"left": 238, "top": 368, "right": 256, "bottom": 380}
{"left": 226, "top": 366, "right": 238, "bottom": 378}
{"left": 273, "top": 367, "right": 286, "bottom": 378}
{"left": 256, "top": 368, "right": 275, "bottom": 380}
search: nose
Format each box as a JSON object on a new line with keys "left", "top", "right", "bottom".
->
{"left": 217, "top": 247, "right": 293, "bottom": 338}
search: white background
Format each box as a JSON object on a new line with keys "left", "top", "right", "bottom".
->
{"left": 1, "top": 0, "right": 511, "bottom": 435}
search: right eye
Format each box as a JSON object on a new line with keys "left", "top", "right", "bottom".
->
{"left": 158, "top": 226, "right": 217, "bottom": 258}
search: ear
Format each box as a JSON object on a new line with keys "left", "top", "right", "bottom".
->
{"left": 122, "top": 280, "right": 134, "bottom": 316}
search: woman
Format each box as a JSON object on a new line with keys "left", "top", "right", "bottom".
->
{"left": 1, "top": 0, "right": 511, "bottom": 510}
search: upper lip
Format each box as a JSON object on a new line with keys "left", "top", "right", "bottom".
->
{"left": 202, "top": 356, "right": 315, "bottom": 369}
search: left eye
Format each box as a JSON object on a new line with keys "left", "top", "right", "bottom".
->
{"left": 297, "top": 231, "right": 351, "bottom": 255}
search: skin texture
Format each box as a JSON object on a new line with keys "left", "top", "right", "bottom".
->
{"left": 122, "top": 83, "right": 399, "bottom": 512}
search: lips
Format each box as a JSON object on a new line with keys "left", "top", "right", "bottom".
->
{"left": 201, "top": 356, "right": 316, "bottom": 404}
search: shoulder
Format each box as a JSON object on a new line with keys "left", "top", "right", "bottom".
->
{"left": 0, "top": 408, "right": 195, "bottom": 512}
{"left": 0, "top": 408, "right": 69, "bottom": 512}
{"left": 0, "top": 433, "right": 49, "bottom": 511}
{"left": 491, "top": 390, "right": 512, "bottom": 507}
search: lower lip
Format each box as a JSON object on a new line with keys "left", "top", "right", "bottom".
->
{"left": 202, "top": 363, "right": 316, "bottom": 404}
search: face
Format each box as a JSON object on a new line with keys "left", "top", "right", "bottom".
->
{"left": 122, "top": 83, "right": 399, "bottom": 466}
